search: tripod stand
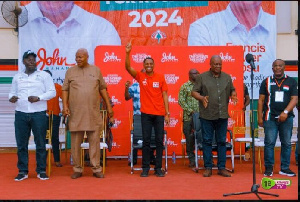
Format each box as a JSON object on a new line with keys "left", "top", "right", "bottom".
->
{"left": 223, "top": 54, "right": 279, "bottom": 200}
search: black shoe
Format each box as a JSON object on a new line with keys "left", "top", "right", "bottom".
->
{"left": 140, "top": 170, "right": 149, "bottom": 177}
{"left": 37, "top": 173, "right": 49, "bottom": 180}
{"left": 15, "top": 173, "right": 28, "bottom": 181}
{"left": 154, "top": 169, "right": 165, "bottom": 177}
{"left": 279, "top": 168, "right": 296, "bottom": 177}
{"left": 296, "top": 160, "right": 298, "bottom": 166}
{"left": 264, "top": 166, "right": 273, "bottom": 177}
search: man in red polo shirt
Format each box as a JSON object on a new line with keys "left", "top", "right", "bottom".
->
{"left": 125, "top": 41, "right": 170, "bottom": 177}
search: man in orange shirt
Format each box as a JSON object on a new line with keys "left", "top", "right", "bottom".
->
{"left": 125, "top": 41, "right": 170, "bottom": 177}
{"left": 44, "top": 70, "right": 63, "bottom": 167}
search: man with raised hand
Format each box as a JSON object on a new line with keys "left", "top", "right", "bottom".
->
{"left": 125, "top": 41, "right": 170, "bottom": 177}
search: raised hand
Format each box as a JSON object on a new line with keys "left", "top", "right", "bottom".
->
{"left": 125, "top": 39, "right": 132, "bottom": 53}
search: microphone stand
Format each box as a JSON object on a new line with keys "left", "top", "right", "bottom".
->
{"left": 223, "top": 59, "right": 279, "bottom": 200}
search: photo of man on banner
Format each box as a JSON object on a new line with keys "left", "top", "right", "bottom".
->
{"left": 19, "top": 1, "right": 121, "bottom": 84}
{"left": 188, "top": 1, "right": 276, "bottom": 99}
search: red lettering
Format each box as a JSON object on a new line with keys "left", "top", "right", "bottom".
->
{"left": 36, "top": 48, "right": 75, "bottom": 70}
{"left": 244, "top": 64, "right": 260, "bottom": 72}
{"left": 253, "top": 54, "right": 262, "bottom": 62}
{"left": 242, "top": 43, "right": 265, "bottom": 53}
{"left": 251, "top": 45, "right": 257, "bottom": 52}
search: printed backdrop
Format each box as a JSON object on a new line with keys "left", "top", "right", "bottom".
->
{"left": 95, "top": 46, "right": 244, "bottom": 156}
{"left": 19, "top": 1, "right": 276, "bottom": 99}
{"left": 18, "top": 1, "right": 276, "bottom": 155}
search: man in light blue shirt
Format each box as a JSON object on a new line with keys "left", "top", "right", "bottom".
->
{"left": 126, "top": 82, "right": 141, "bottom": 115}
{"left": 188, "top": 1, "right": 276, "bottom": 99}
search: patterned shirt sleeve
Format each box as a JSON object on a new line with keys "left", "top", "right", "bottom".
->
{"left": 178, "top": 83, "right": 193, "bottom": 115}
{"left": 128, "top": 85, "right": 134, "bottom": 98}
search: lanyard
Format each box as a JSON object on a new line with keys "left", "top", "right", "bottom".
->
{"left": 274, "top": 78, "right": 285, "bottom": 90}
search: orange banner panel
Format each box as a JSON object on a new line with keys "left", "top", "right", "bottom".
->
{"left": 95, "top": 46, "right": 244, "bottom": 156}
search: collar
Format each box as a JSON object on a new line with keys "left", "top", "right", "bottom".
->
{"left": 144, "top": 72, "right": 155, "bottom": 78}
{"left": 187, "top": 80, "right": 194, "bottom": 86}
{"left": 209, "top": 69, "right": 222, "bottom": 78}
{"left": 271, "top": 74, "right": 287, "bottom": 80}
{"left": 21, "top": 69, "right": 40, "bottom": 76}
{"left": 28, "top": 2, "right": 84, "bottom": 28}
{"left": 224, "top": 4, "right": 272, "bottom": 33}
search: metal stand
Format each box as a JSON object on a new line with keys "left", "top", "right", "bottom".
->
{"left": 223, "top": 58, "right": 279, "bottom": 200}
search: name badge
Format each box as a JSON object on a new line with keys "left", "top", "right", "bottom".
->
{"left": 275, "top": 91, "right": 284, "bottom": 102}
{"left": 153, "top": 82, "right": 159, "bottom": 88}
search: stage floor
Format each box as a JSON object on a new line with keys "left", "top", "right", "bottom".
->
{"left": 0, "top": 152, "right": 298, "bottom": 200}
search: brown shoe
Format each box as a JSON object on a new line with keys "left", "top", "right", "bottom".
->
{"left": 203, "top": 168, "right": 212, "bottom": 177}
{"left": 93, "top": 172, "right": 104, "bottom": 178}
{"left": 71, "top": 172, "right": 82, "bottom": 179}
{"left": 218, "top": 169, "right": 231, "bottom": 177}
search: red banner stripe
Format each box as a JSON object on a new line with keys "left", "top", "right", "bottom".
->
{"left": 0, "top": 65, "right": 18, "bottom": 71}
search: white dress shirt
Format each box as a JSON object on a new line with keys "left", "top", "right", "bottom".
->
{"left": 19, "top": 2, "right": 121, "bottom": 84}
{"left": 9, "top": 70, "right": 56, "bottom": 113}
{"left": 188, "top": 4, "right": 276, "bottom": 99}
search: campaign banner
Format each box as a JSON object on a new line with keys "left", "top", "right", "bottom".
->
{"left": 95, "top": 46, "right": 244, "bottom": 156}
{"left": 19, "top": 1, "right": 276, "bottom": 99}
{"left": 17, "top": 1, "right": 277, "bottom": 155}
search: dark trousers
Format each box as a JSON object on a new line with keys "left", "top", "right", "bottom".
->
{"left": 132, "top": 147, "right": 155, "bottom": 163}
{"left": 47, "top": 115, "right": 61, "bottom": 162}
{"left": 263, "top": 117, "right": 293, "bottom": 170}
{"left": 141, "top": 113, "right": 164, "bottom": 171}
{"left": 200, "top": 118, "right": 228, "bottom": 169}
{"left": 183, "top": 119, "right": 195, "bottom": 163}
{"left": 15, "top": 111, "right": 47, "bottom": 174}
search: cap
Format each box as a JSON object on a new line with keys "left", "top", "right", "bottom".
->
{"left": 23, "top": 50, "right": 37, "bottom": 60}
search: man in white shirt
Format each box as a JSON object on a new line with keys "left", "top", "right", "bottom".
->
{"left": 188, "top": 1, "right": 276, "bottom": 99}
{"left": 9, "top": 50, "right": 56, "bottom": 181}
{"left": 19, "top": 1, "right": 121, "bottom": 84}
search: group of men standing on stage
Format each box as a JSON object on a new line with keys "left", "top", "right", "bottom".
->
{"left": 9, "top": 44, "right": 298, "bottom": 181}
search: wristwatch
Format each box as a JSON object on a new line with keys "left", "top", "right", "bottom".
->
{"left": 283, "top": 110, "right": 289, "bottom": 114}
{"left": 37, "top": 97, "right": 40, "bottom": 101}
{"left": 166, "top": 112, "right": 170, "bottom": 115}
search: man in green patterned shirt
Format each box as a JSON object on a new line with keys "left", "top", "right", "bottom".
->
{"left": 178, "top": 69, "right": 200, "bottom": 167}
